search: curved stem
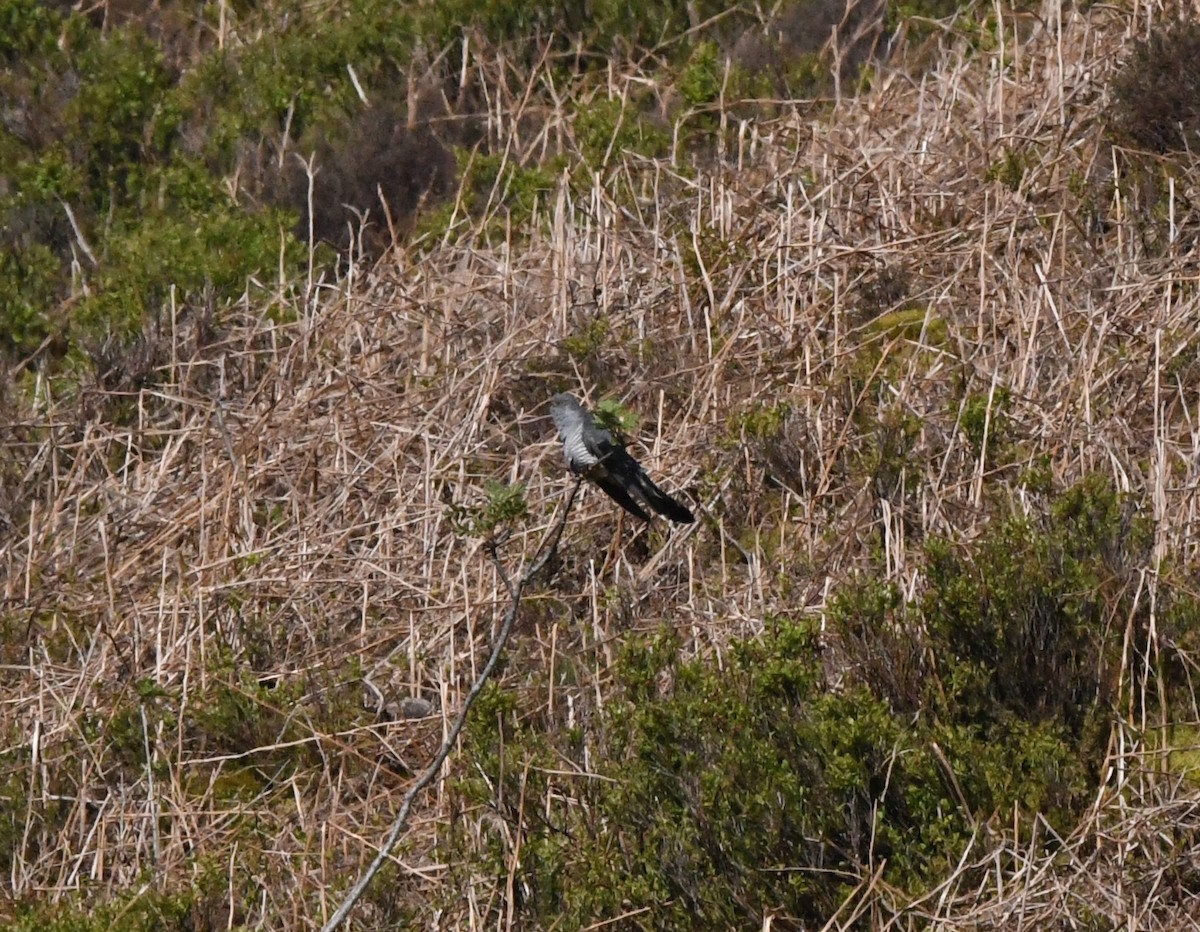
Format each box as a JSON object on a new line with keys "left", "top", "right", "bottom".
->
{"left": 320, "top": 478, "right": 580, "bottom": 931}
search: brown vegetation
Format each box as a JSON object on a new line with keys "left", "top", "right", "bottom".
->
{"left": 2, "top": 0, "right": 1200, "bottom": 928}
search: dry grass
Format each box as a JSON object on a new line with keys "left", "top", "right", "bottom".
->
{"left": 3, "top": 0, "right": 1200, "bottom": 927}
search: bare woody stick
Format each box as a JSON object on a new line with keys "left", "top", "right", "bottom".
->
{"left": 320, "top": 477, "right": 582, "bottom": 932}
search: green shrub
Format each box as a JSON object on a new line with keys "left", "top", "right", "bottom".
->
{"left": 575, "top": 97, "right": 670, "bottom": 169}
{"left": 3, "top": 875, "right": 228, "bottom": 932}
{"left": 66, "top": 28, "right": 175, "bottom": 203}
{"left": 679, "top": 40, "right": 723, "bottom": 108}
{"left": 452, "top": 476, "right": 1180, "bottom": 927}
{"left": 179, "top": 0, "right": 415, "bottom": 157}
{"left": 426, "top": 0, "right": 737, "bottom": 58}
{"left": 959, "top": 385, "right": 1011, "bottom": 458}
{"left": 925, "top": 475, "right": 1147, "bottom": 728}
{"left": 0, "top": 0, "right": 61, "bottom": 62}
{"left": 0, "top": 9, "right": 307, "bottom": 382}
{"left": 0, "top": 243, "right": 60, "bottom": 355}
{"left": 448, "top": 480, "right": 529, "bottom": 537}
{"left": 80, "top": 181, "right": 299, "bottom": 340}
{"left": 416, "top": 149, "right": 559, "bottom": 245}
{"left": 453, "top": 620, "right": 975, "bottom": 927}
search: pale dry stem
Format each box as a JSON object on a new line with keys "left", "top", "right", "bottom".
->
{"left": 1, "top": 1, "right": 1199, "bottom": 927}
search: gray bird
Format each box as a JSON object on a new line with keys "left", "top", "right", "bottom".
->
{"left": 549, "top": 392, "right": 695, "bottom": 524}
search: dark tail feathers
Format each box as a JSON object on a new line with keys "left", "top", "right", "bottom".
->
{"left": 632, "top": 471, "right": 695, "bottom": 524}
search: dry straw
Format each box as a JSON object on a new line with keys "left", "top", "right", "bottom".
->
{"left": 2, "top": 0, "right": 1199, "bottom": 926}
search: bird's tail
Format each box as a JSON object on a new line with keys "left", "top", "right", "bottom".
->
{"left": 632, "top": 471, "right": 695, "bottom": 524}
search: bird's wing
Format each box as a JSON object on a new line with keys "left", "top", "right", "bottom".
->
{"left": 551, "top": 395, "right": 690, "bottom": 523}
{"left": 590, "top": 470, "right": 653, "bottom": 521}
{"left": 601, "top": 446, "right": 694, "bottom": 524}
{"left": 581, "top": 421, "right": 623, "bottom": 463}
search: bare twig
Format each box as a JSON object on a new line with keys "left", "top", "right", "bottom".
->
{"left": 3, "top": 10, "right": 1198, "bottom": 929}
{"left": 57, "top": 197, "right": 97, "bottom": 267}
{"left": 319, "top": 478, "right": 581, "bottom": 932}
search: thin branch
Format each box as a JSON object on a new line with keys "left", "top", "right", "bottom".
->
{"left": 57, "top": 197, "right": 97, "bottom": 267}
{"left": 319, "top": 477, "right": 581, "bottom": 932}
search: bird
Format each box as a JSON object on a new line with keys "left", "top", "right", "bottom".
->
{"left": 549, "top": 392, "right": 695, "bottom": 524}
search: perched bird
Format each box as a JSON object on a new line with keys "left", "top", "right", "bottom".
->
{"left": 549, "top": 392, "right": 695, "bottom": 524}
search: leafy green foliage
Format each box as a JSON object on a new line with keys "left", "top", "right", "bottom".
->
{"left": 179, "top": 0, "right": 415, "bottom": 156}
{"left": 453, "top": 620, "right": 969, "bottom": 927}
{"left": 0, "top": 7, "right": 306, "bottom": 384}
{"left": 480, "top": 480, "right": 530, "bottom": 534}
{"left": 5, "top": 891, "right": 193, "bottom": 932}
{"left": 986, "top": 147, "right": 1034, "bottom": 193}
{"left": 576, "top": 627, "right": 929, "bottom": 927}
{"left": 887, "top": 0, "right": 980, "bottom": 41}
{"left": 0, "top": 243, "right": 60, "bottom": 354}
{"left": 451, "top": 476, "right": 1179, "bottom": 927}
{"left": 415, "top": 149, "right": 559, "bottom": 245}
{"left": 735, "top": 401, "right": 789, "bottom": 438}
{"left": 468, "top": 153, "right": 559, "bottom": 230}
{"left": 426, "top": 0, "right": 736, "bottom": 60}
{"left": 448, "top": 480, "right": 529, "bottom": 537}
{"left": 679, "top": 40, "right": 723, "bottom": 108}
{"left": 593, "top": 397, "right": 638, "bottom": 435}
{"left": 2, "top": 858, "right": 235, "bottom": 932}
{"left": 960, "top": 385, "right": 1011, "bottom": 458}
{"left": 574, "top": 97, "right": 670, "bottom": 169}
{"left": 65, "top": 28, "right": 175, "bottom": 198}
{"left": 0, "top": 0, "right": 61, "bottom": 62}
{"left": 560, "top": 315, "right": 611, "bottom": 363}
{"left": 80, "top": 170, "right": 298, "bottom": 340}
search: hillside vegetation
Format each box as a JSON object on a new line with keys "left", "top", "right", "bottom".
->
{"left": 2, "top": 0, "right": 1200, "bottom": 929}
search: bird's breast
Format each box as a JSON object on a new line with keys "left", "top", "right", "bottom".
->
{"left": 563, "top": 435, "right": 599, "bottom": 469}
